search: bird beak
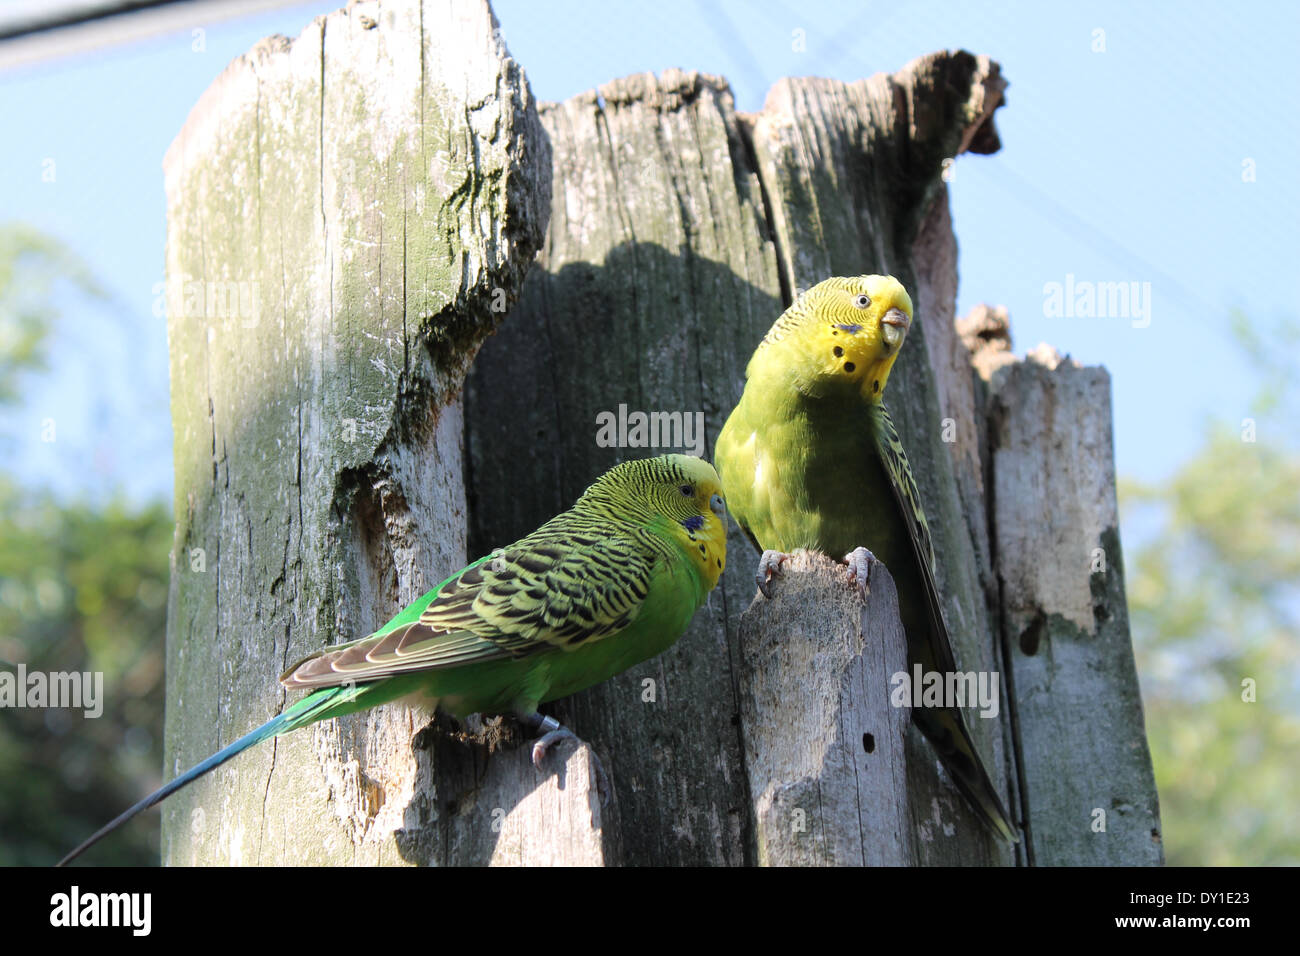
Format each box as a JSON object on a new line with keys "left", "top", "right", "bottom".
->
{"left": 882, "top": 308, "right": 910, "bottom": 330}
{"left": 881, "top": 307, "right": 910, "bottom": 348}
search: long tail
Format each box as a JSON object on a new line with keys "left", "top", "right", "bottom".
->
{"left": 58, "top": 685, "right": 355, "bottom": 866}
{"left": 914, "top": 707, "right": 1020, "bottom": 844}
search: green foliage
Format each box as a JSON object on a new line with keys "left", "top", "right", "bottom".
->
{"left": 0, "top": 225, "right": 168, "bottom": 865}
{"left": 1121, "top": 320, "right": 1300, "bottom": 866}
{"left": 0, "top": 479, "right": 171, "bottom": 865}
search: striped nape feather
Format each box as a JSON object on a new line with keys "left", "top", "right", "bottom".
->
{"left": 757, "top": 275, "right": 914, "bottom": 350}
{"left": 573, "top": 454, "right": 727, "bottom": 580}
{"left": 759, "top": 276, "right": 869, "bottom": 346}
{"left": 760, "top": 289, "right": 817, "bottom": 347}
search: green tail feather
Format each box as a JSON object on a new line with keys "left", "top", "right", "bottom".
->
{"left": 58, "top": 684, "right": 361, "bottom": 866}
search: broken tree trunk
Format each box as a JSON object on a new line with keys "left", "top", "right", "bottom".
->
{"left": 160, "top": 0, "right": 621, "bottom": 865}
{"left": 739, "top": 553, "right": 913, "bottom": 865}
{"left": 745, "top": 58, "right": 1017, "bottom": 866}
{"left": 467, "top": 51, "right": 1160, "bottom": 865}
{"left": 467, "top": 53, "right": 1009, "bottom": 865}
{"left": 466, "top": 68, "right": 780, "bottom": 866}
{"left": 973, "top": 321, "right": 1164, "bottom": 865}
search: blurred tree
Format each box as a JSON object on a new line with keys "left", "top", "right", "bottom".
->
{"left": 0, "top": 224, "right": 169, "bottom": 865}
{"left": 0, "top": 224, "right": 106, "bottom": 407}
{"left": 0, "top": 484, "right": 170, "bottom": 865}
{"left": 1122, "top": 314, "right": 1300, "bottom": 866}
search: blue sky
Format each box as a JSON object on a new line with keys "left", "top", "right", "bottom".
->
{"left": 2, "top": 0, "right": 1296, "bottom": 504}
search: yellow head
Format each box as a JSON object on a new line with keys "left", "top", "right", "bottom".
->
{"left": 579, "top": 454, "right": 727, "bottom": 589}
{"left": 753, "top": 275, "right": 914, "bottom": 402}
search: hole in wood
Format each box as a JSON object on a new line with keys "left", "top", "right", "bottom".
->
{"left": 862, "top": 733, "right": 875, "bottom": 754}
{"left": 1019, "top": 609, "right": 1046, "bottom": 656}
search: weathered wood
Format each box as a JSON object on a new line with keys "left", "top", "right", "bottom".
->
{"left": 747, "top": 54, "right": 1016, "bottom": 865}
{"left": 466, "top": 69, "right": 782, "bottom": 866}
{"left": 403, "top": 718, "right": 618, "bottom": 866}
{"left": 160, "top": 0, "right": 578, "bottom": 865}
{"left": 465, "top": 741, "right": 615, "bottom": 866}
{"left": 738, "top": 553, "right": 913, "bottom": 866}
{"left": 466, "top": 53, "right": 1020, "bottom": 864}
{"left": 984, "top": 347, "right": 1163, "bottom": 865}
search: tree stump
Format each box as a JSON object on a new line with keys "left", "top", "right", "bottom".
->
{"left": 160, "top": 0, "right": 594, "bottom": 865}
{"left": 467, "top": 52, "right": 1050, "bottom": 865}
{"left": 738, "top": 553, "right": 913, "bottom": 865}
{"left": 984, "top": 345, "right": 1163, "bottom": 865}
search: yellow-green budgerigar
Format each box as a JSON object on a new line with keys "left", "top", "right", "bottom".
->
{"left": 714, "top": 275, "right": 1019, "bottom": 843}
{"left": 60, "top": 454, "right": 727, "bottom": 864}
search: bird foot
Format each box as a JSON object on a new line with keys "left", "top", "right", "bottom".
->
{"left": 756, "top": 549, "right": 794, "bottom": 598}
{"left": 841, "top": 547, "right": 877, "bottom": 599}
{"left": 525, "top": 713, "right": 611, "bottom": 805}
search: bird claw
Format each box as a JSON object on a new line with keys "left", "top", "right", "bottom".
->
{"left": 527, "top": 714, "right": 612, "bottom": 806}
{"left": 842, "top": 547, "right": 877, "bottom": 599}
{"left": 756, "top": 549, "right": 792, "bottom": 598}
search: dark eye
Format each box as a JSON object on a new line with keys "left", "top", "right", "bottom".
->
{"left": 853, "top": 293, "right": 871, "bottom": 309}
{"left": 679, "top": 484, "right": 694, "bottom": 496}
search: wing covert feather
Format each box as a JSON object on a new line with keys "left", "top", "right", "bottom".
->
{"left": 281, "top": 531, "right": 658, "bottom": 689}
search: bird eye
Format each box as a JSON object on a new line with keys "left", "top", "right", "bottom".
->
{"left": 709, "top": 493, "right": 725, "bottom": 516}
{"left": 853, "top": 293, "right": 871, "bottom": 309}
{"left": 679, "top": 484, "right": 694, "bottom": 496}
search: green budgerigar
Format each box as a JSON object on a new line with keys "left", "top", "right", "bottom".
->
{"left": 60, "top": 454, "right": 727, "bottom": 865}
{"left": 714, "top": 275, "right": 1018, "bottom": 843}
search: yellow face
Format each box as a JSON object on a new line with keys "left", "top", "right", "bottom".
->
{"left": 795, "top": 275, "right": 914, "bottom": 401}
{"left": 650, "top": 454, "right": 728, "bottom": 590}
{"left": 586, "top": 454, "right": 727, "bottom": 590}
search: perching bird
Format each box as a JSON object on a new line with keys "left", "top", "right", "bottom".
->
{"left": 714, "top": 275, "right": 1019, "bottom": 843}
{"left": 60, "top": 454, "right": 727, "bottom": 865}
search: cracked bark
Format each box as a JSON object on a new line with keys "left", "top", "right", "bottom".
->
{"left": 161, "top": 0, "right": 596, "bottom": 865}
